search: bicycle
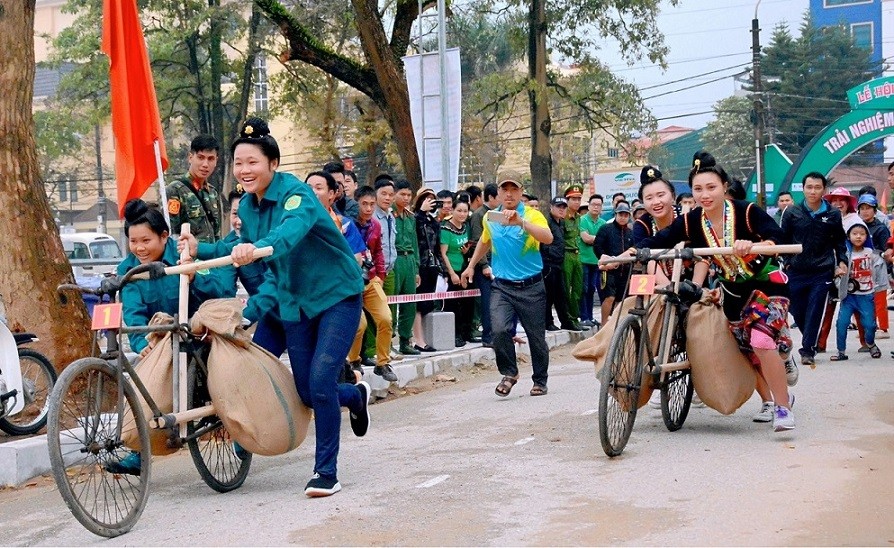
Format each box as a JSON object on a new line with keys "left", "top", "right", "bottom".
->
{"left": 596, "top": 244, "right": 802, "bottom": 457}
{"left": 48, "top": 247, "right": 270, "bottom": 538}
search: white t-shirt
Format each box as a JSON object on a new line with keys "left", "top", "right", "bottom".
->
{"left": 849, "top": 247, "right": 874, "bottom": 295}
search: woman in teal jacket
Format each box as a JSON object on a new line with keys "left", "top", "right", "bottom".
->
{"left": 181, "top": 118, "right": 368, "bottom": 498}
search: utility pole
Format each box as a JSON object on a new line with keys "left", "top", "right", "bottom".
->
{"left": 94, "top": 123, "right": 107, "bottom": 234}
{"left": 752, "top": 1, "right": 766, "bottom": 208}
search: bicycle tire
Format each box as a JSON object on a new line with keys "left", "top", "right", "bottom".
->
{"left": 660, "top": 319, "right": 694, "bottom": 431}
{"left": 47, "top": 358, "right": 151, "bottom": 538}
{"left": 598, "top": 314, "right": 645, "bottom": 457}
{"left": 186, "top": 359, "right": 251, "bottom": 492}
{"left": 0, "top": 348, "right": 57, "bottom": 435}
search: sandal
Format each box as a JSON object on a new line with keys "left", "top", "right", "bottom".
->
{"left": 530, "top": 384, "right": 548, "bottom": 396}
{"left": 830, "top": 352, "right": 848, "bottom": 361}
{"left": 495, "top": 376, "right": 518, "bottom": 397}
{"left": 870, "top": 344, "right": 882, "bottom": 359}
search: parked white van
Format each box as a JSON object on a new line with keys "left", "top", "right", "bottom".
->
{"left": 61, "top": 232, "right": 123, "bottom": 276}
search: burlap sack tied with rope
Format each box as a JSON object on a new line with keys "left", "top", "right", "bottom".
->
{"left": 685, "top": 296, "right": 757, "bottom": 415}
{"left": 572, "top": 296, "right": 666, "bottom": 410}
{"left": 123, "top": 313, "right": 177, "bottom": 455}
{"left": 190, "top": 299, "right": 311, "bottom": 456}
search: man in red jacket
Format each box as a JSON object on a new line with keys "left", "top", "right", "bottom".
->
{"left": 348, "top": 186, "right": 398, "bottom": 382}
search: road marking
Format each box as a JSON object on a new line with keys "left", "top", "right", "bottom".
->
{"left": 416, "top": 475, "right": 450, "bottom": 488}
{"left": 581, "top": 409, "right": 598, "bottom": 416}
{"left": 514, "top": 437, "right": 535, "bottom": 446}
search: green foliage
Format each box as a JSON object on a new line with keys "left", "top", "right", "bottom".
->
{"left": 702, "top": 96, "right": 754, "bottom": 181}
{"left": 760, "top": 15, "right": 880, "bottom": 158}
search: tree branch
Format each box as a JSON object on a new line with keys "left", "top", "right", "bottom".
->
{"left": 254, "top": 0, "right": 382, "bottom": 104}
{"left": 391, "top": 0, "right": 437, "bottom": 59}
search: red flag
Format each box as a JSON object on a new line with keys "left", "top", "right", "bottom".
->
{"left": 101, "top": 0, "right": 168, "bottom": 217}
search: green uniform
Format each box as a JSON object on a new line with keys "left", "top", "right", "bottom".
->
{"left": 166, "top": 176, "right": 223, "bottom": 243}
{"left": 579, "top": 214, "right": 606, "bottom": 265}
{"left": 197, "top": 171, "right": 363, "bottom": 324}
{"left": 562, "top": 212, "right": 583, "bottom": 320}
{"left": 388, "top": 207, "right": 419, "bottom": 343}
{"left": 118, "top": 238, "right": 234, "bottom": 353}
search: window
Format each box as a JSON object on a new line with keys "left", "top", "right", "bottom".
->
{"left": 607, "top": 147, "right": 619, "bottom": 159}
{"left": 253, "top": 56, "right": 268, "bottom": 114}
{"left": 851, "top": 22, "right": 873, "bottom": 50}
{"left": 59, "top": 181, "right": 67, "bottom": 202}
{"left": 824, "top": 0, "right": 873, "bottom": 6}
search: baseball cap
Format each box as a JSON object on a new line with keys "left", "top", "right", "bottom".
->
{"left": 550, "top": 196, "right": 568, "bottom": 207}
{"left": 857, "top": 194, "right": 879, "bottom": 208}
{"left": 614, "top": 202, "right": 632, "bottom": 214}
{"left": 499, "top": 179, "right": 522, "bottom": 189}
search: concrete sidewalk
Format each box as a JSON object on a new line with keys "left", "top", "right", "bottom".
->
{"left": 0, "top": 326, "right": 595, "bottom": 487}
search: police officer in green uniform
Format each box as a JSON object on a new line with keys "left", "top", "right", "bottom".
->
{"left": 562, "top": 184, "right": 584, "bottom": 329}
{"left": 166, "top": 135, "right": 223, "bottom": 243}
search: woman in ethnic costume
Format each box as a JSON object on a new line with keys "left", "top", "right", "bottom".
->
{"left": 637, "top": 151, "right": 795, "bottom": 432}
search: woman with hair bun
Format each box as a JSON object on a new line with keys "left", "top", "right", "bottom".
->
{"left": 105, "top": 198, "right": 234, "bottom": 475}
{"left": 180, "top": 117, "right": 368, "bottom": 498}
{"left": 638, "top": 151, "right": 796, "bottom": 433}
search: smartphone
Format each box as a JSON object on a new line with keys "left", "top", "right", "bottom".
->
{"left": 433, "top": 199, "right": 444, "bottom": 209}
{"left": 486, "top": 210, "right": 508, "bottom": 225}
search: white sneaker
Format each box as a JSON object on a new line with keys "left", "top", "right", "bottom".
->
{"left": 648, "top": 391, "right": 661, "bottom": 409}
{"left": 877, "top": 330, "right": 890, "bottom": 339}
{"left": 784, "top": 359, "right": 799, "bottom": 387}
{"left": 773, "top": 405, "right": 795, "bottom": 432}
{"left": 753, "top": 401, "right": 774, "bottom": 422}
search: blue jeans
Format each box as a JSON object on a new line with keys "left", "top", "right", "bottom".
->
{"left": 474, "top": 267, "right": 494, "bottom": 344}
{"left": 837, "top": 293, "right": 876, "bottom": 352}
{"left": 788, "top": 270, "right": 834, "bottom": 358}
{"left": 580, "top": 264, "right": 600, "bottom": 322}
{"left": 253, "top": 295, "right": 362, "bottom": 480}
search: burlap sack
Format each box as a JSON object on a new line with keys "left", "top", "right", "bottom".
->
{"left": 191, "top": 299, "right": 311, "bottom": 456}
{"left": 123, "top": 313, "right": 177, "bottom": 455}
{"left": 685, "top": 300, "right": 757, "bottom": 415}
{"left": 573, "top": 296, "right": 665, "bottom": 409}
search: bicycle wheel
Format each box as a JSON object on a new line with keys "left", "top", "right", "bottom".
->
{"left": 187, "top": 359, "right": 251, "bottom": 492}
{"left": 0, "top": 348, "right": 57, "bottom": 435}
{"left": 660, "top": 319, "right": 694, "bottom": 432}
{"left": 47, "top": 358, "right": 150, "bottom": 538}
{"left": 598, "top": 314, "right": 645, "bottom": 457}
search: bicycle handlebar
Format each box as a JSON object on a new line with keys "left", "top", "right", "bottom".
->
{"left": 131, "top": 246, "right": 274, "bottom": 280}
{"left": 598, "top": 244, "right": 803, "bottom": 265}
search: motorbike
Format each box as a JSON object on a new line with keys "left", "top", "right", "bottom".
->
{"left": 0, "top": 296, "right": 57, "bottom": 436}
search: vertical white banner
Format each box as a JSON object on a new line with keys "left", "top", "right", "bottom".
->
{"left": 403, "top": 49, "right": 462, "bottom": 192}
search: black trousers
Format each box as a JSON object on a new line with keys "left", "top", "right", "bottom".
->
{"left": 491, "top": 279, "right": 549, "bottom": 387}
{"left": 543, "top": 264, "right": 573, "bottom": 327}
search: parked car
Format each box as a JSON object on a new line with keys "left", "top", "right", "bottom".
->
{"left": 61, "top": 232, "right": 122, "bottom": 277}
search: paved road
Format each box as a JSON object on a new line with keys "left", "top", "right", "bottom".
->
{"left": 1, "top": 338, "right": 893, "bottom": 545}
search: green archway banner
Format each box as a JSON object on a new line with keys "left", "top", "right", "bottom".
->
{"left": 761, "top": 76, "right": 894, "bottom": 202}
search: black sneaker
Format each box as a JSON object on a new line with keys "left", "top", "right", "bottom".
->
{"left": 350, "top": 381, "right": 371, "bottom": 437}
{"left": 104, "top": 451, "right": 142, "bottom": 476}
{"left": 374, "top": 364, "right": 398, "bottom": 382}
{"left": 454, "top": 337, "right": 467, "bottom": 347}
{"left": 360, "top": 357, "right": 377, "bottom": 368}
{"left": 545, "top": 325, "right": 560, "bottom": 332}
{"left": 304, "top": 473, "right": 342, "bottom": 497}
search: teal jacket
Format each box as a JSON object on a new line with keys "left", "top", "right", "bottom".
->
{"left": 197, "top": 172, "right": 364, "bottom": 323}
{"left": 118, "top": 238, "right": 235, "bottom": 353}
{"left": 222, "top": 230, "right": 266, "bottom": 296}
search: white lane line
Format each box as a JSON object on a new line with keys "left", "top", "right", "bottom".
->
{"left": 514, "top": 437, "right": 535, "bottom": 446}
{"left": 581, "top": 409, "right": 598, "bottom": 416}
{"left": 416, "top": 474, "right": 450, "bottom": 488}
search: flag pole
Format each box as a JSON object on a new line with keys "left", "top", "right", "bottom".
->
{"left": 154, "top": 139, "right": 170, "bottom": 228}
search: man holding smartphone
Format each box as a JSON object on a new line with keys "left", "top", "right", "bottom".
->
{"left": 461, "top": 178, "right": 554, "bottom": 398}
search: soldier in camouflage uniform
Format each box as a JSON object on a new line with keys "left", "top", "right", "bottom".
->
{"left": 166, "top": 135, "right": 223, "bottom": 243}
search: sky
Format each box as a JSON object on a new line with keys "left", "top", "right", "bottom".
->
{"left": 596, "top": 0, "right": 811, "bottom": 131}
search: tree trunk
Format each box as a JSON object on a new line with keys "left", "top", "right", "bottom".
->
{"left": 208, "top": 0, "right": 226, "bottom": 195}
{"left": 528, "top": 0, "right": 552, "bottom": 201}
{"left": 350, "top": 0, "right": 422, "bottom": 189}
{"left": 0, "top": 1, "right": 92, "bottom": 370}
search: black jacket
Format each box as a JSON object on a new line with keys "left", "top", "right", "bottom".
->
{"left": 865, "top": 217, "right": 891, "bottom": 251}
{"left": 594, "top": 219, "right": 632, "bottom": 259}
{"left": 780, "top": 200, "right": 847, "bottom": 275}
{"left": 540, "top": 215, "right": 566, "bottom": 267}
{"left": 415, "top": 210, "right": 442, "bottom": 270}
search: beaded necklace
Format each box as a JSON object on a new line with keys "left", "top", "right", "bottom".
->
{"left": 701, "top": 200, "right": 752, "bottom": 281}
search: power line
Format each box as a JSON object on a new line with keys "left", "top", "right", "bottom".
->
{"left": 639, "top": 63, "right": 748, "bottom": 91}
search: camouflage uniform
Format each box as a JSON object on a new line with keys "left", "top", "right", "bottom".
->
{"left": 166, "top": 176, "right": 222, "bottom": 243}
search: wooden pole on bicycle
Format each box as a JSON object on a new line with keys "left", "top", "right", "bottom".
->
{"left": 176, "top": 224, "right": 190, "bottom": 440}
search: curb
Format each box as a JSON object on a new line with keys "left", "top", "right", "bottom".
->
{"left": 0, "top": 326, "right": 595, "bottom": 487}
